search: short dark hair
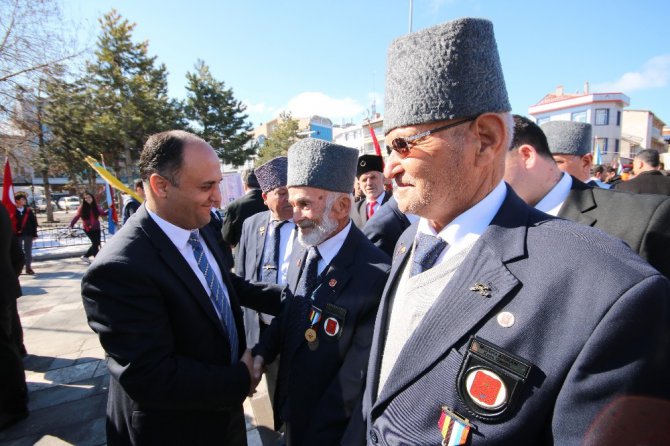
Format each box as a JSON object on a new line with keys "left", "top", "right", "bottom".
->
{"left": 510, "top": 115, "right": 552, "bottom": 159}
{"left": 591, "top": 164, "right": 605, "bottom": 176}
{"left": 14, "top": 192, "right": 27, "bottom": 201}
{"left": 139, "top": 130, "right": 205, "bottom": 186}
{"left": 242, "top": 168, "right": 260, "bottom": 189}
{"left": 635, "top": 149, "right": 660, "bottom": 167}
{"left": 605, "top": 166, "right": 617, "bottom": 174}
{"left": 134, "top": 180, "right": 144, "bottom": 190}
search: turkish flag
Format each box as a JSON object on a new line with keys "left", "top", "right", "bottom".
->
{"left": 1, "top": 158, "right": 17, "bottom": 230}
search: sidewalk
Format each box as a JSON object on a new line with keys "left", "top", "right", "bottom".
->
{"left": 0, "top": 257, "right": 278, "bottom": 446}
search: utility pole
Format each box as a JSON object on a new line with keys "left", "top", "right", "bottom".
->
{"left": 409, "top": 0, "right": 414, "bottom": 33}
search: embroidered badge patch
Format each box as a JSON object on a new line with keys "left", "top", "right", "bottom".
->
{"left": 457, "top": 336, "right": 532, "bottom": 420}
{"left": 323, "top": 317, "right": 340, "bottom": 336}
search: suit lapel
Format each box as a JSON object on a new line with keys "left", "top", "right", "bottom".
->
{"left": 371, "top": 189, "right": 529, "bottom": 412}
{"left": 311, "top": 226, "right": 360, "bottom": 310}
{"left": 558, "top": 178, "right": 597, "bottom": 226}
{"left": 254, "top": 212, "right": 270, "bottom": 277}
{"left": 366, "top": 224, "right": 416, "bottom": 402}
{"left": 140, "top": 210, "right": 226, "bottom": 338}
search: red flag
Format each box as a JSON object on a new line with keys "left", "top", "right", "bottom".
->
{"left": 2, "top": 158, "right": 17, "bottom": 230}
{"left": 368, "top": 124, "right": 383, "bottom": 157}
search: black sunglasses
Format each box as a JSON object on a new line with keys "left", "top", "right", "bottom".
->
{"left": 385, "top": 116, "right": 479, "bottom": 156}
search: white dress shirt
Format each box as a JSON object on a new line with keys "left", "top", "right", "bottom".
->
{"left": 366, "top": 191, "right": 386, "bottom": 216}
{"left": 315, "top": 220, "right": 352, "bottom": 275}
{"left": 535, "top": 173, "right": 572, "bottom": 216}
{"left": 147, "top": 209, "right": 230, "bottom": 320}
{"left": 415, "top": 180, "right": 507, "bottom": 264}
{"left": 261, "top": 218, "right": 296, "bottom": 286}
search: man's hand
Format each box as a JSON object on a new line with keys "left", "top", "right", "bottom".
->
{"left": 252, "top": 355, "right": 265, "bottom": 384}
{"left": 241, "top": 349, "right": 257, "bottom": 396}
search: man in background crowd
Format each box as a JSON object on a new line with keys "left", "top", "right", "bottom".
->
{"left": 615, "top": 149, "right": 670, "bottom": 195}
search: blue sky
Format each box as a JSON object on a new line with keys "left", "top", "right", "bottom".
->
{"left": 63, "top": 0, "right": 670, "bottom": 129}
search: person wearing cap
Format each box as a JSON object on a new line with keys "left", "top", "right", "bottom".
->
{"left": 362, "top": 18, "right": 670, "bottom": 445}
{"left": 222, "top": 168, "right": 268, "bottom": 250}
{"left": 350, "top": 155, "right": 390, "bottom": 229}
{"left": 614, "top": 149, "right": 670, "bottom": 195}
{"left": 541, "top": 120, "right": 594, "bottom": 184}
{"left": 251, "top": 138, "right": 391, "bottom": 445}
{"left": 505, "top": 115, "right": 670, "bottom": 278}
{"left": 236, "top": 157, "right": 296, "bottom": 409}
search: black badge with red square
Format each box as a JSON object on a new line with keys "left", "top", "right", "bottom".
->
{"left": 456, "top": 336, "right": 532, "bottom": 421}
{"left": 321, "top": 303, "right": 346, "bottom": 339}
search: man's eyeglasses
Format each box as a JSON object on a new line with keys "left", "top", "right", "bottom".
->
{"left": 386, "top": 115, "right": 479, "bottom": 156}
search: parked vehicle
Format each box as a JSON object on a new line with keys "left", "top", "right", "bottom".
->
{"left": 35, "top": 198, "right": 57, "bottom": 213}
{"left": 57, "top": 196, "right": 81, "bottom": 211}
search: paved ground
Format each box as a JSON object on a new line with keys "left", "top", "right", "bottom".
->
{"left": 0, "top": 257, "right": 278, "bottom": 446}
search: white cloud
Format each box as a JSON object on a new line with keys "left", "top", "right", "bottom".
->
{"left": 593, "top": 54, "right": 670, "bottom": 93}
{"left": 283, "top": 92, "right": 366, "bottom": 122}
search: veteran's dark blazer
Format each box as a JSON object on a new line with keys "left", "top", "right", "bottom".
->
{"left": 614, "top": 170, "right": 670, "bottom": 196}
{"left": 558, "top": 178, "right": 670, "bottom": 278}
{"left": 222, "top": 189, "right": 268, "bottom": 247}
{"left": 350, "top": 192, "right": 391, "bottom": 229}
{"left": 253, "top": 223, "right": 390, "bottom": 446}
{"left": 81, "top": 205, "right": 281, "bottom": 445}
{"left": 362, "top": 196, "right": 411, "bottom": 257}
{"left": 362, "top": 187, "right": 670, "bottom": 445}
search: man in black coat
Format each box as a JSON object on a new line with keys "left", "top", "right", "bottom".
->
{"left": 222, "top": 168, "right": 268, "bottom": 249}
{"left": 505, "top": 115, "right": 670, "bottom": 278}
{"left": 81, "top": 131, "right": 281, "bottom": 446}
{"left": 350, "top": 155, "right": 391, "bottom": 229}
{"left": 0, "top": 204, "right": 28, "bottom": 431}
{"left": 614, "top": 149, "right": 670, "bottom": 195}
{"left": 252, "top": 139, "right": 390, "bottom": 446}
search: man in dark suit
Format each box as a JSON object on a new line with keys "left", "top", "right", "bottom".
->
{"left": 252, "top": 139, "right": 391, "bottom": 445}
{"left": 222, "top": 168, "right": 268, "bottom": 249}
{"left": 614, "top": 149, "right": 670, "bottom": 195}
{"left": 81, "top": 130, "right": 281, "bottom": 446}
{"left": 0, "top": 204, "right": 28, "bottom": 430}
{"left": 14, "top": 193, "right": 38, "bottom": 275}
{"left": 362, "top": 18, "right": 670, "bottom": 445}
{"left": 362, "top": 196, "right": 413, "bottom": 257}
{"left": 350, "top": 155, "right": 391, "bottom": 229}
{"left": 505, "top": 115, "right": 670, "bottom": 277}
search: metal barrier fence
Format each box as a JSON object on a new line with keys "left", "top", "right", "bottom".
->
{"left": 34, "top": 224, "right": 109, "bottom": 250}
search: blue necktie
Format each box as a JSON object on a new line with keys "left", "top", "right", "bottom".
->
{"left": 259, "top": 220, "right": 286, "bottom": 283}
{"left": 188, "top": 231, "right": 239, "bottom": 362}
{"left": 410, "top": 233, "right": 447, "bottom": 277}
{"left": 295, "top": 247, "right": 322, "bottom": 300}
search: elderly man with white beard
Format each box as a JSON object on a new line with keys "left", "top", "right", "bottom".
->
{"left": 251, "top": 138, "right": 391, "bottom": 446}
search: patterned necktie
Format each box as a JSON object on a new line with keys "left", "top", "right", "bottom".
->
{"left": 367, "top": 200, "right": 377, "bottom": 219}
{"left": 188, "top": 231, "right": 239, "bottom": 362}
{"left": 410, "top": 232, "right": 447, "bottom": 277}
{"left": 259, "top": 220, "right": 286, "bottom": 283}
{"left": 295, "top": 247, "right": 322, "bottom": 300}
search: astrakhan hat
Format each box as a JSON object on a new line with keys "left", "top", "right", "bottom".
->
{"left": 356, "top": 154, "right": 384, "bottom": 177}
{"left": 255, "top": 156, "right": 288, "bottom": 193}
{"left": 287, "top": 138, "right": 358, "bottom": 193}
{"left": 383, "top": 17, "right": 510, "bottom": 135}
{"left": 541, "top": 121, "right": 592, "bottom": 156}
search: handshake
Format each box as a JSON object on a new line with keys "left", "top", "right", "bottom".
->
{"left": 240, "top": 349, "right": 266, "bottom": 396}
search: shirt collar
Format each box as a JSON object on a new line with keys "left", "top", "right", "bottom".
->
{"left": 147, "top": 208, "right": 194, "bottom": 251}
{"left": 417, "top": 180, "right": 507, "bottom": 249}
{"left": 316, "top": 220, "right": 352, "bottom": 267}
{"left": 366, "top": 191, "right": 385, "bottom": 204}
{"left": 535, "top": 173, "right": 572, "bottom": 216}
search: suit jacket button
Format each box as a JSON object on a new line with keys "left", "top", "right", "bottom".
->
{"left": 370, "top": 429, "right": 379, "bottom": 444}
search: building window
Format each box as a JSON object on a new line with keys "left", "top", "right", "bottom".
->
{"left": 571, "top": 111, "right": 587, "bottom": 122}
{"left": 616, "top": 111, "right": 621, "bottom": 126}
{"left": 595, "top": 109, "right": 609, "bottom": 126}
{"left": 614, "top": 139, "right": 619, "bottom": 154}
{"left": 537, "top": 117, "right": 550, "bottom": 125}
{"left": 595, "top": 137, "right": 608, "bottom": 154}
